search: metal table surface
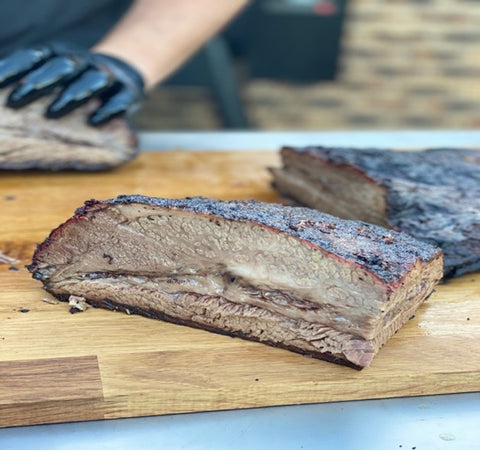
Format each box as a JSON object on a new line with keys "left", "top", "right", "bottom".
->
{"left": 2, "top": 130, "right": 480, "bottom": 450}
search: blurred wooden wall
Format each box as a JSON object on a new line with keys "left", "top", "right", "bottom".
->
{"left": 245, "top": 0, "right": 480, "bottom": 130}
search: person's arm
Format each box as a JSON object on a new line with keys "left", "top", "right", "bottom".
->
{"left": 93, "top": 0, "right": 250, "bottom": 89}
{"left": 0, "top": 0, "right": 249, "bottom": 124}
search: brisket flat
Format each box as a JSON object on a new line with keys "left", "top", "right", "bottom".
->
{"left": 28, "top": 196, "right": 443, "bottom": 369}
{"left": 0, "top": 91, "right": 137, "bottom": 171}
{"left": 271, "top": 147, "right": 480, "bottom": 277}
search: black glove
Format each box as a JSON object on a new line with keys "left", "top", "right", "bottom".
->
{"left": 0, "top": 42, "right": 144, "bottom": 126}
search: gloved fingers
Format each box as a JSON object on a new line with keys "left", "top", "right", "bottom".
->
{"left": 0, "top": 47, "right": 52, "bottom": 88}
{"left": 1, "top": 45, "right": 145, "bottom": 124}
{"left": 7, "top": 55, "right": 88, "bottom": 108}
{"left": 88, "top": 87, "right": 137, "bottom": 126}
{"left": 91, "top": 53, "right": 145, "bottom": 93}
{"left": 46, "top": 68, "right": 115, "bottom": 118}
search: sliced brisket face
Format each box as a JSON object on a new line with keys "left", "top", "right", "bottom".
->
{"left": 271, "top": 147, "right": 480, "bottom": 277}
{"left": 29, "top": 196, "right": 443, "bottom": 369}
{"left": 0, "top": 92, "right": 137, "bottom": 171}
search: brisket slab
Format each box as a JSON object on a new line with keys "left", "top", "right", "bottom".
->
{"left": 0, "top": 91, "right": 137, "bottom": 171}
{"left": 28, "top": 196, "right": 442, "bottom": 369}
{"left": 271, "top": 147, "right": 480, "bottom": 277}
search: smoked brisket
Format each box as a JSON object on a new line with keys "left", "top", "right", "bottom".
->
{"left": 0, "top": 92, "right": 137, "bottom": 171}
{"left": 28, "top": 196, "right": 443, "bottom": 368}
{"left": 271, "top": 147, "right": 480, "bottom": 277}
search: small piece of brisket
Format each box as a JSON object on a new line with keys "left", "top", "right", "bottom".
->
{"left": 28, "top": 196, "right": 443, "bottom": 369}
{"left": 0, "top": 91, "right": 137, "bottom": 171}
{"left": 271, "top": 146, "right": 480, "bottom": 277}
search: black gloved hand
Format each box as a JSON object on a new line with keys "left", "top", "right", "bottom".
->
{"left": 0, "top": 42, "right": 144, "bottom": 126}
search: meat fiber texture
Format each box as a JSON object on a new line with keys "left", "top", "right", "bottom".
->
{"left": 271, "top": 147, "right": 480, "bottom": 278}
{"left": 28, "top": 196, "right": 443, "bottom": 369}
{"left": 0, "top": 91, "right": 138, "bottom": 171}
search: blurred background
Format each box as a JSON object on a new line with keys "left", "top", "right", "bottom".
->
{"left": 133, "top": 0, "right": 480, "bottom": 131}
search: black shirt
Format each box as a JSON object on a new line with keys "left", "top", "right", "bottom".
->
{"left": 0, "top": 0, "right": 133, "bottom": 55}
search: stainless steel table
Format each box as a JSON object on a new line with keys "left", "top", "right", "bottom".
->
{"left": 2, "top": 130, "right": 479, "bottom": 450}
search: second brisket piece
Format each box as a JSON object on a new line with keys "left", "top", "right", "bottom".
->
{"left": 271, "top": 147, "right": 480, "bottom": 277}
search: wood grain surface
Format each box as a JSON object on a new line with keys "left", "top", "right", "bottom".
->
{"left": 1, "top": 151, "right": 479, "bottom": 428}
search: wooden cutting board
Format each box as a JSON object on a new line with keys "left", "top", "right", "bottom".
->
{"left": 1, "top": 151, "right": 479, "bottom": 428}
